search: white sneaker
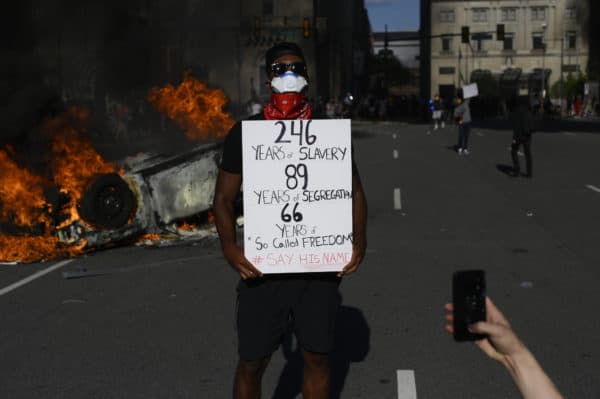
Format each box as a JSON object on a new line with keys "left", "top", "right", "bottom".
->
{"left": 463, "top": 148, "right": 470, "bottom": 155}
{"left": 434, "top": 125, "right": 438, "bottom": 130}
{"left": 441, "top": 121, "right": 445, "bottom": 128}
{"left": 458, "top": 148, "right": 463, "bottom": 155}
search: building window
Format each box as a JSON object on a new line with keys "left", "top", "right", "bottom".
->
{"left": 565, "top": 6, "right": 576, "bottom": 18}
{"left": 531, "top": 7, "right": 546, "bottom": 21}
{"left": 472, "top": 8, "right": 488, "bottom": 23}
{"left": 473, "top": 38, "right": 485, "bottom": 52}
{"left": 563, "top": 64, "right": 580, "bottom": 73}
{"left": 439, "top": 67, "right": 455, "bottom": 75}
{"left": 442, "top": 36, "right": 453, "bottom": 52}
{"left": 439, "top": 9, "right": 455, "bottom": 23}
{"left": 501, "top": 8, "right": 517, "bottom": 21}
{"left": 566, "top": 31, "right": 577, "bottom": 49}
{"left": 532, "top": 32, "right": 545, "bottom": 50}
{"left": 503, "top": 33, "right": 514, "bottom": 50}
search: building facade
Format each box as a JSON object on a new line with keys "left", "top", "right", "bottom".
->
{"left": 2, "top": 0, "right": 371, "bottom": 143}
{"left": 429, "top": 0, "right": 589, "bottom": 103}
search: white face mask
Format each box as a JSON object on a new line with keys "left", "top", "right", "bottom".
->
{"left": 270, "top": 71, "right": 308, "bottom": 93}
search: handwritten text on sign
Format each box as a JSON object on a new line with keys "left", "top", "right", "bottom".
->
{"left": 242, "top": 119, "right": 353, "bottom": 273}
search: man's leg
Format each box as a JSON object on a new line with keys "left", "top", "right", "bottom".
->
{"left": 463, "top": 123, "right": 471, "bottom": 150}
{"left": 457, "top": 125, "right": 464, "bottom": 152}
{"left": 233, "top": 356, "right": 271, "bottom": 399}
{"left": 523, "top": 138, "right": 532, "bottom": 177}
{"left": 302, "top": 351, "right": 330, "bottom": 399}
{"left": 511, "top": 141, "right": 520, "bottom": 175}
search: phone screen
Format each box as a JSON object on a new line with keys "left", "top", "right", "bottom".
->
{"left": 452, "top": 270, "right": 486, "bottom": 341}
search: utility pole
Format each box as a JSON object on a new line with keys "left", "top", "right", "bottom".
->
{"left": 541, "top": 23, "right": 547, "bottom": 109}
{"left": 560, "top": 37, "right": 564, "bottom": 115}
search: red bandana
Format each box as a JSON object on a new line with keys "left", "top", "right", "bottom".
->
{"left": 264, "top": 93, "right": 312, "bottom": 120}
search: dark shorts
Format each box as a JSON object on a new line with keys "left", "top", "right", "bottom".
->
{"left": 236, "top": 273, "right": 341, "bottom": 360}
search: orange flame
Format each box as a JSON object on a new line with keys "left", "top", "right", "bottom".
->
{"left": 177, "top": 221, "right": 197, "bottom": 231}
{"left": 45, "top": 108, "right": 117, "bottom": 227}
{"left": 0, "top": 236, "right": 87, "bottom": 264}
{"left": 0, "top": 107, "right": 116, "bottom": 263}
{"left": 0, "top": 149, "right": 51, "bottom": 228}
{"left": 148, "top": 71, "right": 235, "bottom": 140}
{"left": 137, "top": 233, "right": 162, "bottom": 242}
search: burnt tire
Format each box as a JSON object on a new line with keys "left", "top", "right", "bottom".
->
{"left": 78, "top": 173, "right": 135, "bottom": 229}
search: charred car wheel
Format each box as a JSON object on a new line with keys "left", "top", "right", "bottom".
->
{"left": 78, "top": 173, "right": 135, "bottom": 229}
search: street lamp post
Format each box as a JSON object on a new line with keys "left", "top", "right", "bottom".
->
{"left": 560, "top": 37, "right": 564, "bottom": 115}
{"left": 541, "top": 23, "right": 547, "bottom": 101}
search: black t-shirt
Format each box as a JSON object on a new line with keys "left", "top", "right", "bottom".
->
{"left": 220, "top": 113, "right": 265, "bottom": 174}
{"left": 220, "top": 113, "right": 359, "bottom": 176}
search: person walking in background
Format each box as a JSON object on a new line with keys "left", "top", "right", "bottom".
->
{"left": 509, "top": 96, "right": 535, "bottom": 177}
{"left": 444, "top": 297, "right": 564, "bottom": 399}
{"left": 430, "top": 94, "right": 445, "bottom": 130}
{"left": 574, "top": 95, "right": 582, "bottom": 117}
{"left": 325, "top": 98, "right": 336, "bottom": 119}
{"left": 453, "top": 90, "right": 472, "bottom": 155}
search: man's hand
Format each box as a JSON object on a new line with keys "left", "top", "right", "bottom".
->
{"left": 338, "top": 240, "right": 366, "bottom": 277}
{"left": 223, "top": 243, "right": 263, "bottom": 280}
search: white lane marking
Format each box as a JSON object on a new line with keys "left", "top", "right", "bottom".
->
{"left": 397, "top": 370, "right": 417, "bottom": 399}
{"left": 393, "top": 149, "right": 399, "bottom": 159}
{"left": 586, "top": 184, "right": 600, "bottom": 193}
{"left": 394, "top": 188, "right": 402, "bottom": 210}
{"left": 0, "top": 259, "right": 74, "bottom": 297}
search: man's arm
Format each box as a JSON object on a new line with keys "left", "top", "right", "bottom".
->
{"left": 213, "top": 169, "right": 263, "bottom": 279}
{"left": 339, "top": 173, "right": 367, "bottom": 277}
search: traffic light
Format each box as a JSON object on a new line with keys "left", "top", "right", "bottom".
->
{"left": 303, "top": 17, "right": 310, "bottom": 39}
{"left": 461, "top": 26, "right": 470, "bottom": 44}
{"left": 496, "top": 24, "right": 505, "bottom": 41}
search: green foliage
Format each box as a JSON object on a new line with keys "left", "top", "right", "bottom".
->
{"left": 368, "top": 49, "right": 413, "bottom": 89}
{"left": 550, "top": 72, "right": 587, "bottom": 98}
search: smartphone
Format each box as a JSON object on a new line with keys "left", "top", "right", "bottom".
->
{"left": 452, "top": 270, "right": 487, "bottom": 341}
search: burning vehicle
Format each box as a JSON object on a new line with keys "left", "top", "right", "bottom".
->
{"left": 57, "top": 142, "right": 222, "bottom": 248}
{"left": 0, "top": 72, "right": 233, "bottom": 263}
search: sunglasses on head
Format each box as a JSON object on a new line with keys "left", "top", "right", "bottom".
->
{"left": 270, "top": 62, "right": 307, "bottom": 77}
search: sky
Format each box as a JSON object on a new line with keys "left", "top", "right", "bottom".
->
{"left": 365, "top": 0, "right": 420, "bottom": 32}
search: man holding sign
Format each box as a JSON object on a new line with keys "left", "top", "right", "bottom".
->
{"left": 213, "top": 42, "right": 367, "bottom": 399}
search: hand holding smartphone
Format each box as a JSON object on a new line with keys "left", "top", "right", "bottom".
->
{"left": 452, "top": 270, "right": 487, "bottom": 341}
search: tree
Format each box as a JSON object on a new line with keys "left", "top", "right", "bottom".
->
{"left": 368, "top": 49, "right": 412, "bottom": 95}
{"left": 550, "top": 73, "right": 586, "bottom": 99}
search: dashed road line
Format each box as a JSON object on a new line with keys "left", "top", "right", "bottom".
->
{"left": 394, "top": 188, "right": 402, "bottom": 210}
{"left": 586, "top": 184, "right": 600, "bottom": 193}
{"left": 0, "top": 259, "right": 74, "bottom": 297}
{"left": 397, "top": 369, "right": 417, "bottom": 399}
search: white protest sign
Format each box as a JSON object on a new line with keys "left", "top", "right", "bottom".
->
{"left": 463, "top": 83, "right": 479, "bottom": 99}
{"left": 242, "top": 119, "right": 353, "bottom": 274}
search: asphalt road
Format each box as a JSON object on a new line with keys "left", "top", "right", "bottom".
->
{"left": 1, "top": 120, "right": 599, "bottom": 399}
